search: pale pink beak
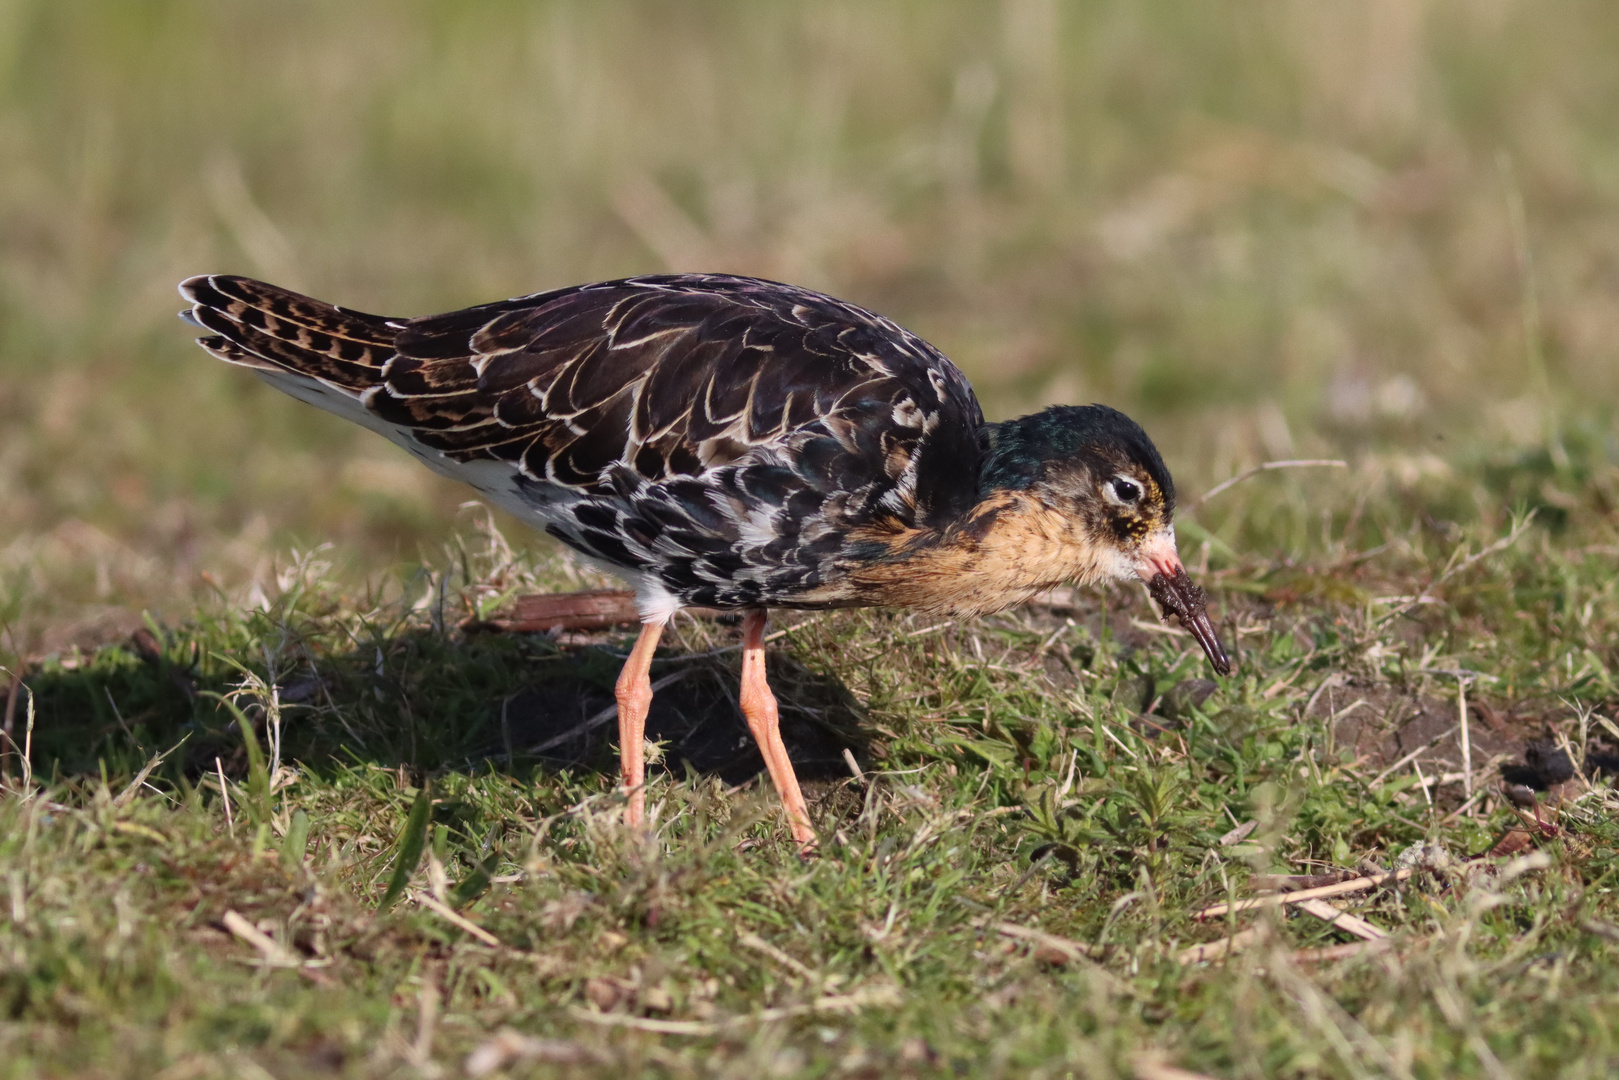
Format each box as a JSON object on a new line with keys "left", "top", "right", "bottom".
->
{"left": 1134, "top": 532, "right": 1232, "bottom": 676}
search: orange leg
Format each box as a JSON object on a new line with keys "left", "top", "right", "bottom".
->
{"left": 614, "top": 619, "right": 665, "bottom": 829}
{"left": 739, "top": 609, "right": 816, "bottom": 849}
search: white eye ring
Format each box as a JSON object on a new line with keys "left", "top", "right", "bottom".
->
{"left": 1105, "top": 476, "right": 1142, "bottom": 505}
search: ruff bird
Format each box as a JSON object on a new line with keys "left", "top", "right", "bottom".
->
{"left": 179, "top": 273, "right": 1230, "bottom": 847}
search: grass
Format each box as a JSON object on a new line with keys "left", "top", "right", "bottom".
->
{"left": 3, "top": 1, "right": 1619, "bottom": 1076}
{"left": 4, "top": 460, "right": 1618, "bottom": 1078}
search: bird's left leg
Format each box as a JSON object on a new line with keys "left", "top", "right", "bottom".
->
{"left": 615, "top": 617, "right": 666, "bottom": 829}
{"left": 739, "top": 609, "right": 816, "bottom": 849}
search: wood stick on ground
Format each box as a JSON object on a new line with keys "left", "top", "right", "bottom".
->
{"left": 470, "top": 589, "right": 723, "bottom": 633}
{"left": 990, "top": 920, "right": 1101, "bottom": 963}
{"left": 1293, "top": 940, "right": 1393, "bottom": 964}
{"left": 1132, "top": 1057, "right": 1223, "bottom": 1080}
{"left": 569, "top": 986, "right": 900, "bottom": 1035}
{"left": 739, "top": 932, "right": 818, "bottom": 983}
{"left": 466, "top": 1031, "right": 603, "bottom": 1076}
{"left": 1457, "top": 675, "right": 1473, "bottom": 800}
{"left": 1250, "top": 870, "right": 1359, "bottom": 892}
{"left": 1177, "top": 927, "right": 1263, "bottom": 964}
{"left": 221, "top": 910, "right": 301, "bottom": 967}
{"left": 1366, "top": 731, "right": 1452, "bottom": 790}
{"left": 1196, "top": 867, "right": 1420, "bottom": 920}
{"left": 474, "top": 589, "right": 638, "bottom": 632}
{"left": 1294, "top": 899, "right": 1389, "bottom": 941}
{"left": 411, "top": 890, "right": 504, "bottom": 948}
{"left": 215, "top": 756, "right": 234, "bottom": 838}
{"left": 1442, "top": 784, "right": 1493, "bottom": 825}
{"left": 842, "top": 747, "right": 865, "bottom": 784}
{"left": 410, "top": 975, "right": 439, "bottom": 1067}
{"left": 1218, "top": 820, "right": 1257, "bottom": 846}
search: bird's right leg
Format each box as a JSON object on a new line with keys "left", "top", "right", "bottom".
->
{"left": 615, "top": 618, "right": 666, "bottom": 828}
{"left": 738, "top": 609, "right": 816, "bottom": 850}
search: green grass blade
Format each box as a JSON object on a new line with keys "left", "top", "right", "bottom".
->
{"left": 281, "top": 808, "right": 309, "bottom": 871}
{"left": 378, "top": 781, "right": 432, "bottom": 912}
{"left": 449, "top": 857, "right": 494, "bottom": 910}
{"left": 199, "top": 691, "right": 269, "bottom": 823}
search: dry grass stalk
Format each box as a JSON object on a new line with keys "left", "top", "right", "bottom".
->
{"left": 1131, "top": 1056, "right": 1222, "bottom": 1080}
{"left": 1250, "top": 871, "right": 1360, "bottom": 892}
{"left": 990, "top": 920, "right": 1101, "bottom": 963}
{"left": 1294, "top": 899, "right": 1389, "bottom": 941}
{"left": 1192, "top": 459, "right": 1348, "bottom": 509}
{"left": 1177, "top": 928, "right": 1264, "bottom": 964}
{"left": 569, "top": 985, "right": 901, "bottom": 1035}
{"left": 465, "top": 1031, "right": 599, "bottom": 1076}
{"left": 409, "top": 891, "right": 503, "bottom": 949}
{"left": 1293, "top": 941, "right": 1394, "bottom": 964}
{"left": 220, "top": 910, "right": 301, "bottom": 967}
{"left": 1196, "top": 868, "right": 1420, "bottom": 920}
{"left": 0, "top": 673, "right": 19, "bottom": 781}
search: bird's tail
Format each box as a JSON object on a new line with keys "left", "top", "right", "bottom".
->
{"left": 178, "top": 274, "right": 400, "bottom": 394}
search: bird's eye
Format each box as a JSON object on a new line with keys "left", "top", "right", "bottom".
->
{"left": 1109, "top": 477, "right": 1142, "bottom": 504}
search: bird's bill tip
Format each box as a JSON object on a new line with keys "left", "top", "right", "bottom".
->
{"left": 1136, "top": 537, "right": 1233, "bottom": 677}
{"left": 1176, "top": 593, "right": 1233, "bottom": 677}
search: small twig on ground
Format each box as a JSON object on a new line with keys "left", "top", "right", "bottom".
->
{"left": 1580, "top": 919, "right": 1619, "bottom": 943}
{"left": 221, "top": 910, "right": 301, "bottom": 967}
{"left": 410, "top": 890, "right": 503, "bottom": 948}
{"left": 1218, "top": 820, "right": 1257, "bottom": 846}
{"left": 410, "top": 974, "right": 439, "bottom": 1069}
{"left": 1251, "top": 870, "right": 1359, "bottom": 892}
{"left": 525, "top": 670, "right": 690, "bottom": 756}
{"left": 1, "top": 674, "right": 35, "bottom": 792}
{"left": 1196, "top": 867, "right": 1422, "bottom": 920}
{"left": 1300, "top": 673, "right": 1345, "bottom": 722}
{"left": 1132, "top": 1056, "right": 1223, "bottom": 1080}
{"left": 1293, "top": 940, "right": 1393, "bottom": 964}
{"left": 1192, "top": 459, "right": 1348, "bottom": 510}
{"left": 1458, "top": 676, "right": 1472, "bottom": 799}
{"left": 569, "top": 985, "right": 900, "bottom": 1035}
{"left": 466, "top": 1031, "right": 601, "bottom": 1076}
{"left": 1441, "top": 784, "right": 1493, "bottom": 825}
{"left": 989, "top": 920, "right": 1101, "bottom": 963}
{"left": 1177, "top": 927, "right": 1263, "bottom": 964}
{"left": 1374, "top": 513, "right": 1536, "bottom": 626}
{"left": 1366, "top": 731, "right": 1453, "bottom": 790}
{"left": 499, "top": 695, "right": 514, "bottom": 766}
{"left": 739, "top": 932, "right": 818, "bottom": 982}
{"left": 103, "top": 687, "right": 141, "bottom": 750}
{"left": 1294, "top": 899, "right": 1389, "bottom": 941}
{"left": 215, "top": 757, "right": 234, "bottom": 837}
{"left": 114, "top": 736, "right": 190, "bottom": 808}
{"left": 842, "top": 748, "right": 865, "bottom": 785}
{"left": 0, "top": 671, "right": 19, "bottom": 781}
{"left": 1412, "top": 757, "right": 1433, "bottom": 807}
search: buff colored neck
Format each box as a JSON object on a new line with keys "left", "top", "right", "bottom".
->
{"left": 839, "top": 490, "right": 1117, "bottom": 618}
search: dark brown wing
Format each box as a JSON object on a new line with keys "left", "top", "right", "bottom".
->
{"left": 182, "top": 273, "right": 986, "bottom": 608}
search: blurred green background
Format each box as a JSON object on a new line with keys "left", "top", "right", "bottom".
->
{"left": 2, "top": 0, "right": 1616, "bottom": 652}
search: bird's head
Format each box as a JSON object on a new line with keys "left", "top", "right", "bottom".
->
{"left": 981, "top": 404, "right": 1231, "bottom": 675}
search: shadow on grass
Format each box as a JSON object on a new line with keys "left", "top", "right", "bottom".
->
{"left": 4, "top": 624, "right": 866, "bottom": 793}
